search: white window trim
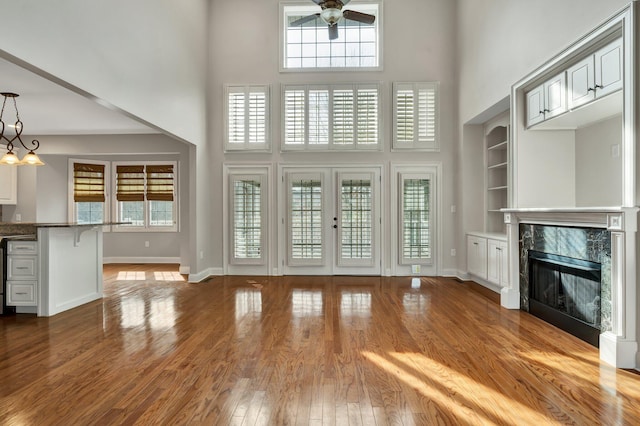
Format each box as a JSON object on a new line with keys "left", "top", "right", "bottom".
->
{"left": 224, "top": 85, "right": 271, "bottom": 152}
{"left": 279, "top": 0, "right": 383, "bottom": 73}
{"left": 67, "top": 158, "right": 110, "bottom": 227}
{"left": 111, "top": 160, "right": 179, "bottom": 233}
{"left": 392, "top": 82, "right": 440, "bottom": 152}
{"left": 391, "top": 163, "right": 443, "bottom": 277}
{"left": 281, "top": 82, "right": 383, "bottom": 151}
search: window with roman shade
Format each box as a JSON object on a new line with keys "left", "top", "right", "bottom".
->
{"left": 73, "top": 163, "right": 105, "bottom": 202}
{"left": 71, "top": 160, "right": 108, "bottom": 224}
{"left": 114, "top": 162, "right": 178, "bottom": 231}
{"left": 282, "top": 83, "right": 380, "bottom": 150}
{"left": 224, "top": 85, "right": 270, "bottom": 151}
{"left": 393, "top": 82, "right": 439, "bottom": 151}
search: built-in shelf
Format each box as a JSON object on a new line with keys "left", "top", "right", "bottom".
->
{"left": 487, "top": 140, "right": 508, "bottom": 151}
{"left": 488, "top": 162, "right": 508, "bottom": 169}
{"left": 485, "top": 116, "right": 509, "bottom": 233}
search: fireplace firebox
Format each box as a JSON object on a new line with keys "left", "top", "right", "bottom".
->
{"left": 528, "top": 250, "right": 602, "bottom": 347}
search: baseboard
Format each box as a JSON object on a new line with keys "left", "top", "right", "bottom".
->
{"left": 103, "top": 257, "right": 181, "bottom": 264}
{"left": 188, "top": 267, "right": 224, "bottom": 283}
{"left": 466, "top": 273, "right": 502, "bottom": 294}
{"left": 179, "top": 265, "right": 191, "bottom": 275}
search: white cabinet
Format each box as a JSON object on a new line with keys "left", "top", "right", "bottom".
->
{"left": 526, "top": 73, "right": 567, "bottom": 127}
{"left": 487, "top": 239, "right": 508, "bottom": 287}
{"left": 467, "top": 235, "right": 487, "bottom": 280}
{"left": 568, "top": 38, "right": 623, "bottom": 109}
{"left": 6, "top": 240, "right": 38, "bottom": 307}
{"left": 0, "top": 164, "right": 18, "bottom": 204}
{"left": 467, "top": 233, "right": 508, "bottom": 288}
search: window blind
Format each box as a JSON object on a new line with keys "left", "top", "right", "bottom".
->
{"left": 146, "top": 165, "right": 174, "bottom": 201}
{"left": 402, "top": 178, "right": 431, "bottom": 260}
{"left": 283, "top": 84, "right": 380, "bottom": 149}
{"left": 228, "top": 91, "right": 245, "bottom": 144}
{"left": 393, "top": 82, "right": 439, "bottom": 150}
{"left": 233, "top": 179, "right": 262, "bottom": 259}
{"left": 116, "top": 165, "right": 145, "bottom": 201}
{"left": 73, "top": 162, "right": 105, "bottom": 202}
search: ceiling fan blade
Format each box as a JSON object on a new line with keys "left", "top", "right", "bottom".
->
{"left": 328, "top": 24, "right": 339, "bottom": 40}
{"left": 311, "top": 0, "right": 324, "bottom": 4}
{"left": 340, "top": 0, "right": 351, "bottom": 4}
{"left": 342, "top": 10, "right": 375, "bottom": 25}
{"left": 290, "top": 13, "right": 320, "bottom": 26}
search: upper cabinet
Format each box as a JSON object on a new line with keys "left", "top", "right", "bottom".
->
{"left": 0, "top": 164, "right": 17, "bottom": 204}
{"left": 526, "top": 37, "right": 622, "bottom": 129}
{"left": 526, "top": 72, "right": 567, "bottom": 127}
{"left": 567, "top": 38, "right": 623, "bottom": 110}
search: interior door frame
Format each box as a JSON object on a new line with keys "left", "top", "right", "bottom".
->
{"left": 278, "top": 164, "right": 383, "bottom": 276}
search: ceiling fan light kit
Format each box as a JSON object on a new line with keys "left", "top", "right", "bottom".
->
{"left": 0, "top": 92, "right": 45, "bottom": 166}
{"left": 290, "top": 0, "right": 375, "bottom": 41}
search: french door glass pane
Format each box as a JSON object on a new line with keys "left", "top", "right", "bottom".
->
{"left": 340, "top": 179, "right": 372, "bottom": 259}
{"left": 403, "top": 178, "right": 430, "bottom": 259}
{"left": 233, "top": 180, "right": 262, "bottom": 259}
{"left": 291, "top": 179, "right": 323, "bottom": 259}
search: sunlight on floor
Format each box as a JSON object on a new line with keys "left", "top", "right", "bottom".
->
{"left": 362, "top": 351, "right": 558, "bottom": 425}
{"left": 116, "top": 271, "right": 147, "bottom": 281}
{"left": 153, "top": 271, "right": 185, "bottom": 281}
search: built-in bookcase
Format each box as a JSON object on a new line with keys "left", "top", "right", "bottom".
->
{"left": 485, "top": 113, "right": 509, "bottom": 233}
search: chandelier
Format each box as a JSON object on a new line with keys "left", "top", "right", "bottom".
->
{"left": 0, "top": 92, "right": 45, "bottom": 166}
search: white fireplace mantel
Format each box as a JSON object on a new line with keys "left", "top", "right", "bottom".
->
{"left": 501, "top": 207, "right": 639, "bottom": 369}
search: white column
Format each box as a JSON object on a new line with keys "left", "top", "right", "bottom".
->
{"left": 501, "top": 212, "right": 520, "bottom": 309}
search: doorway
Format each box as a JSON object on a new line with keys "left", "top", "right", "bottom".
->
{"left": 280, "top": 166, "right": 381, "bottom": 275}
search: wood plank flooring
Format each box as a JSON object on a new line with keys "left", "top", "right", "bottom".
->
{"left": 1, "top": 264, "right": 640, "bottom": 425}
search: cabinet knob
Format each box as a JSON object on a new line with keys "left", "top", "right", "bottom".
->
{"left": 587, "top": 87, "right": 595, "bottom": 92}
{"left": 595, "top": 84, "right": 603, "bottom": 89}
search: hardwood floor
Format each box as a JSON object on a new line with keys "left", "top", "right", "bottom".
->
{"left": 1, "top": 265, "right": 639, "bottom": 425}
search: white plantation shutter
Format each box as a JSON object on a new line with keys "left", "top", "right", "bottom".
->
{"left": 393, "top": 82, "right": 439, "bottom": 151}
{"left": 399, "top": 172, "right": 433, "bottom": 265}
{"left": 284, "top": 88, "right": 306, "bottom": 145}
{"left": 282, "top": 83, "right": 380, "bottom": 150}
{"left": 333, "top": 88, "right": 355, "bottom": 146}
{"left": 225, "top": 85, "right": 270, "bottom": 150}
{"left": 356, "top": 87, "right": 379, "bottom": 146}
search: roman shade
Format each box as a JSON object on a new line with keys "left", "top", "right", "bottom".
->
{"left": 146, "top": 165, "right": 174, "bottom": 201}
{"left": 116, "top": 165, "right": 145, "bottom": 201}
{"left": 73, "top": 163, "right": 105, "bottom": 202}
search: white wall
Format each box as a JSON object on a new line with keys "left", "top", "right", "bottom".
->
{"left": 575, "top": 115, "right": 623, "bottom": 207}
{"left": 457, "top": 0, "right": 630, "bottom": 123}
{"left": 0, "top": 0, "right": 208, "bottom": 147}
{"left": 209, "top": 0, "right": 459, "bottom": 275}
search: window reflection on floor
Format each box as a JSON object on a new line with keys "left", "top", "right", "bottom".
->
{"left": 292, "top": 290, "right": 323, "bottom": 317}
{"left": 340, "top": 291, "right": 371, "bottom": 317}
{"left": 153, "top": 271, "right": 185, "bottom": 281}
{"left": 402, "top": 292, "right": 430, "bottom": 315}
{"left": 235, "top": 289, "right": 263, "bottom": 320}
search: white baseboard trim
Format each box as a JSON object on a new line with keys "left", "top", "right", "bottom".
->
{"left": 466, "top": 273, "right": 502, "bottom": 294}
{"left": 103, "top": 257, "right": 181, "bottom": 264}
{"left": 179, "top": 265, "right": 191, "bottom": 275}
{"left": 440, "top": 268, "right": 460, "bottom": 278}
{"left": 600, "top": 331, "right": 639, "bottom": 369}
{"left": 188, "top": 267, "right": 224, "bottom": 283}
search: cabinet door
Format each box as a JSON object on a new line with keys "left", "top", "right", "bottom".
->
{"left": 595, "top": 38, "right": 623, "bottom": 98}
{"left": 467, "top": 236, "right": 487, "bottom": 280}
{"left": 543, "top": 72, "right": 566, "bottom": 119}
{"left": 487, "top": 239, "right": 500, "bottom": 285}
{"left": 0, "top": 164, "right": 17, "bottom": 204}
{"left": 567, "top": 55, "right": 595, "bottom": 109}
{"left": 525, "top": 85, "right": 545, "bottom": 127}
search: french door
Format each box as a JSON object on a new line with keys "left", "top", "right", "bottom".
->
{"left": 281, "top": 166, "right": 381, "bottom": 275}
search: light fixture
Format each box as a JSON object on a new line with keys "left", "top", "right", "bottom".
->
{"left": 0, "top": 92, "right": 45, "bottom": 166}
{"left": 320, "top": 7, "right": 343, "bottom": 25}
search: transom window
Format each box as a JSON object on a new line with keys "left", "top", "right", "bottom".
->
{"left": 393, "top": 82, "right": 439, "bottom": 151}
{"left": 281, "top": 2, "right": 381, "bottom": 70}
{"left": 282, "top": 83, "right": 380, "bottom": 150}
{"left": 224, "top": 85, "right": 270, "bottom": 151}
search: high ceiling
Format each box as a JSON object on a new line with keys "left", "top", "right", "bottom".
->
{"left": 0, "top": 57, "right": 156, "bottom": 136}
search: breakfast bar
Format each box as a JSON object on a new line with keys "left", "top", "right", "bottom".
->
{"left": 1, "top": 222, "right": 113, "bottom": 317}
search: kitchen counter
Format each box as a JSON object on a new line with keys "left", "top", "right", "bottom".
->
{"left": 0, "top": 222, "right": 118, "bottom": 317}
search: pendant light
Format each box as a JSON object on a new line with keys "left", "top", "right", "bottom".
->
{"left": 0, "top": 92, "right": 45, "bottom": 166}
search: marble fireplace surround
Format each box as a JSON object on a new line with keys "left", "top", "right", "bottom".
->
{"left": 502, "top": 208, "right": 639, "bottom": 369}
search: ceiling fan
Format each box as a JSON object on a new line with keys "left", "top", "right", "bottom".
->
{"left": 290, "top": 0, "right": 376, "bottom": 41}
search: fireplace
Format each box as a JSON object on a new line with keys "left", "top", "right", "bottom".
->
{"left": 528, "top": 250, "right": 602, "bottom": 346}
